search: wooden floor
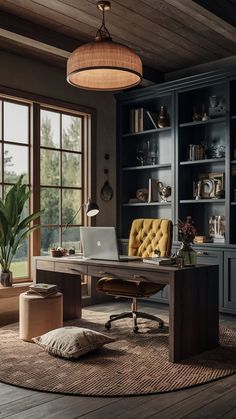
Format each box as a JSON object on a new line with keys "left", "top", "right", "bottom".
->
{"left": 1, "top": 301, "right": 236, "bottom": 419}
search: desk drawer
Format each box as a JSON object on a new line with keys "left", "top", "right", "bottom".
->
{"left": 88, "top": 265, "right": 169, "bottom": 284}
{"left": 195, "top": 249, "right": 222, "bottom": 265}
{"left": 54, "top": 262, "right": 87, "bottom": 276}
{"left": 37, "top": 260, "right": 54, "bottom": 271}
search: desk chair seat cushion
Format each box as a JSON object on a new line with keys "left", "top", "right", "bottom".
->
{"left": 33, "top": 326, "right": 115, "bottom": 359}
{"left": 97, "top": 277, "right": 164, "bottom": 298}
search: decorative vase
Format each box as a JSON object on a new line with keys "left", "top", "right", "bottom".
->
{"left": 157, "top": 106, "right": 169, "bottom": 128}
{"left": 0, "top": 271, "right": 13, "bottom": 287}
{"left": 177, "top": 242, "right": 197, "bottom": 267}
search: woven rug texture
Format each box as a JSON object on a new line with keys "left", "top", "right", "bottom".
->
{"left": 0, "top": 308, "right": 236, "bottom": 396}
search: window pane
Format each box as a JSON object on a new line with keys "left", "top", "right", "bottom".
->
{"left": 62, "top": 189, "right": 82, "bottom": 225}
{"left": 62, "top": 152, "right": 81, "bottom": 187}
{"left": 40, "top": 149, "right": 60, "bottom": 186}
{"left": 62, "top": 115, "right": 81, "bottom": 151}
{"left": 62, "top": 227, "right": 81, "bottom": 252}
{"left": 11, "top": 240, "right": 29, "bottom": 278}
{"left": 4, "top": 102, "right": 29, "bottom": 144}
{"left": 4, "top": 144, "right": 28, "bottom": 183}
{"left": 41, "top": 227, "right": 60, "bottom": 254}
{"left": 41, "top": 110, "right": 60, "bottom": 148}
{"left": 41, "top": 187, "right": 60, "bottom": 225}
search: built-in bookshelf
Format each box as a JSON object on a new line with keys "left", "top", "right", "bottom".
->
{"left": 116, "top": 71, "right": 236, "bottom": 313}
{"left": 117, "top": 92, "right": 174, "bottom": 238}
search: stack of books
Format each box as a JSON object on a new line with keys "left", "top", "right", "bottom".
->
{"left": 142, "top": 257, "right": 176, "bottom": 266}
{"left": 194, "top": 236, "right": 213, "bottom": 244}
{"left": 27, "top": 283, "right": 58, "bottom": 297}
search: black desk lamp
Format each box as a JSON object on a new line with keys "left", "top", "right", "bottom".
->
{"left": 85, "top": 198, "right": 100, "bottom": 217}
{"left": 64, "top": 198, "right": 99, "bottom": 231}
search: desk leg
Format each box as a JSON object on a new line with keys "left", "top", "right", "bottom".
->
{"left": 35, "top": 269, "right": 82, "bottom": 321}
{"left": 169, "top": 266, "right": 219, "bottom": 363}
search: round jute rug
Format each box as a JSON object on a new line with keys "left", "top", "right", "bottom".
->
{"left": 0, "top": 308, "right": 236, "bottom": 397}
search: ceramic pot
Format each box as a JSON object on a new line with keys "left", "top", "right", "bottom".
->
{"left": 177, "top": 242, "right": 196, "bottom": 267}
{"left": 0, "top": 271, "right": 13, "bottom": 287}
{"left": 51, "top": 249, "right": 63, "bottom": 257}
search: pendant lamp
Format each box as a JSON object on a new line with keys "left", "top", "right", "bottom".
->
{"left": 67, "top": 1, "right": 142, "bottom": 91}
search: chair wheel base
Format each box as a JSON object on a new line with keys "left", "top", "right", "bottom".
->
{"left": 105, "top": 322, "right": 111, "bottom": 330}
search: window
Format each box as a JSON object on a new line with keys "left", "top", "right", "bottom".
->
{"left": 0, "top": 99, "right": 31, "bottom": 280}
{"left": 40, "top": 108, "right": 85, "bottom": 254}
{"left": 0, "top": 92, "right": 93, "bottom": 283}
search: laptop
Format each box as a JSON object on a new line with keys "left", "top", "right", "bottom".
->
{"left": 80, "top": 227, "right": 141, "bottom": 261}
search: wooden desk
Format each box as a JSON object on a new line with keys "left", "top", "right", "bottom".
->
{"left": 33, "top": 256, "right": 219, "bottom": 363}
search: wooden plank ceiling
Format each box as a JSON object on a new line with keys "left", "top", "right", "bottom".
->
{"left": 0, "top": 0, "right": 236, "bottom": 78}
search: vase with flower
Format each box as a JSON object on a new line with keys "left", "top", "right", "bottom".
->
{"left": 177, "top": 216, "right": 197, "bottom": 266}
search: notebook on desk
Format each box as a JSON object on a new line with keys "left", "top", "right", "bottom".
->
{"left": 80, "top": 227, "right": 141, "bottom": 262}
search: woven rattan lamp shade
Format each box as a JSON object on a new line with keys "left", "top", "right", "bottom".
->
{"left": 67, "top": 39, "right": 142, "bottom": 91}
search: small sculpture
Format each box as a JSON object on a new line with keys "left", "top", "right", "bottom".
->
{"left": 136, "top": 188, "right": 148, "bottom": 202}
{"left": 157, "top": 106, "right": 169, "bottom": 128}
{"left": 195, "top": 180, "right": 202, "bottom": 200}
{"left": 157, "top": 182, "right": 171, "bottom": 202}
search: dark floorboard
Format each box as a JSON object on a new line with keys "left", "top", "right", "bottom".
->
{"left": 0, "top": 301, "right": 236, "bottom": 419}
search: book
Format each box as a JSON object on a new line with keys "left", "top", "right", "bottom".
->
{"left": 130, "top": 109, "right": 135, "bottom": 133}
{"left": 146, "top": 110, "right": 159, "bottom": 129}
{"left": 29, "top": 283, "right": 57, "bottom": 293}
{"left": 27, "top": 288, "right": 58, "bottom": 297}
{"left": 138, "top": 107, "right": 144, "bottom": 131}
{"left": 142, "top": 257, "right": 176, "bottom": 266}
{"left": 148, "top": 178, "right": 158, "bottom": 203}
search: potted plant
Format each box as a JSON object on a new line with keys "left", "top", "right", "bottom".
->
{"left": 177, "top": 216, "right": 197, "bottom": 266}
{"left": 0, "top": 176, "right": 43, "bottom": 287}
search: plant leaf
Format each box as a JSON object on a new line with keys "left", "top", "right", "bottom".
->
{"left": 0, "top": 210, "right": 9, "bottom": 244}
{"left": 16, "top": 210, "right": 43, "bottom": 233}
{"left": 4, "top": 185, "right": 18, "bottom": 226}
{"left": 11, "top": 225, "right": 40, "bottom": 256}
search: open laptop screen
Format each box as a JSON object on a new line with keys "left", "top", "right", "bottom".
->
{"left": 80, "top": 227, "right": 120, "bottom": 261}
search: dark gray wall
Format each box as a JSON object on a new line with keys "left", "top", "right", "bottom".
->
{"left": 0, "top": 50, "right": 117, "bottom": 226}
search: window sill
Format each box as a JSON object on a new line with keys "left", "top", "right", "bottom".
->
{"left": 0, "top": 282, "right": 31, "bottom": 298}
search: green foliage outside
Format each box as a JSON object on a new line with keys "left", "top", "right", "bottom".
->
{"left": 40, "top": 113, "right": 82, "bottom": 252}
{"left": 0, "top": 111, "right": 81, "bottom": 278}
{"left": 1, "top": 113, "right": 82, "bottom": 278}
{"left": 11, "top": 260, "right": 28, "bottom": 278}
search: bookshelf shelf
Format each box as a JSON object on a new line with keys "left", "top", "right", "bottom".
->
{"left": 123, "top": 202, "right": 171, "bottom": 207}
{"left": 122, "top": 163, "right": 171, "bottom": 171}
{"left": 180, "top": 158, "right": 225, "bottom": 165}
{"left": 179, "top": 117, "right": 226, "bottom": 128}
{"left": 122, "top": 126, "right": 171, "bottom": 138}
{"left": 179, "top": 199, "right": 225, "bottom": 204}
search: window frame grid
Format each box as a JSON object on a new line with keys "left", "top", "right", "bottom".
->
{"left": 0, "top": 88, "right": 95, "bottom": 283}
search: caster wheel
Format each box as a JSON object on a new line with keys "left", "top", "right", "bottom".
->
{"left": 159, "top": 322, "right": 164, "bottom": 329}
{"left": 133, "top": 326, "right": 139, "bottom": 333}
{"left": 105, "top": 322, "right": 111, "bottom": 330}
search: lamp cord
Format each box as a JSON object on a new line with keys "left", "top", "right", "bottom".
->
{"left": 96, "top": 4, "right": 111, "bottom": 40}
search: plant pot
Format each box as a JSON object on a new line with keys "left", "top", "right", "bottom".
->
{"left": 51, "top": 249, "right": 63, "bottom": 257}
{"left": 0, "top": 271, "right": 13, "bottom": 287}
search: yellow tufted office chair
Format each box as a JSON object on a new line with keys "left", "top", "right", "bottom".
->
{"left": 96, "top": 218, "right": 173, "bottom": 333}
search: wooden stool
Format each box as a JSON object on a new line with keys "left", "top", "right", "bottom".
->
{"left": 19, "top": 292, "right": 63, "bottom": 342}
